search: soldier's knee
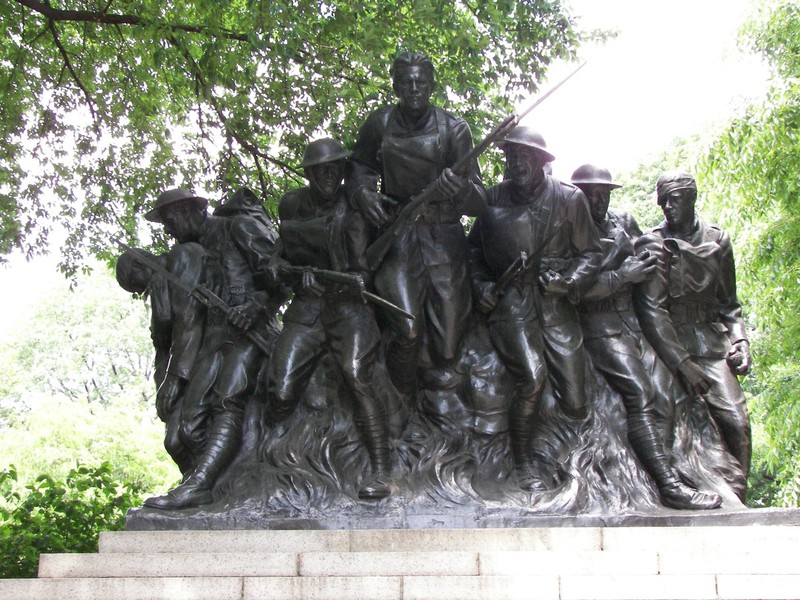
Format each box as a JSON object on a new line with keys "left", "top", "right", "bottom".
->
{"left": 265, "top": 380, "right": 300, "bottom": 423}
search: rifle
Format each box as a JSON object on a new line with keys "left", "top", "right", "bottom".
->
{"left": 365, "top": 61, "right": 587, "bottom": 271}
{"left": 278, "top": 264, "right": 415, "bottom": 321}
{"left": 114, "top": 238, "right": 274, "bottom": 355}
{"left": 489, "top": 218, "right": 566, "bottom": 300}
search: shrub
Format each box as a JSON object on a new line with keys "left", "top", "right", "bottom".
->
{"left": 0, "top": 462, "right": 143, "bottom": 578}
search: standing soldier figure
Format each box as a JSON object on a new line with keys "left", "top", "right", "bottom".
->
{"left": 347, "top": 50, "right": 486, "bottom": 400}
{"left": 469, "top": 128, "right": 602, "bottom": 492}
{"left": 572, "top": 164, "right": 721, "bottom": 509}
{"left": 634, "top": 171, "right": 752, "bottom": 494}
{"left": 266, "top": 138, "right": 393, "bottom": 500}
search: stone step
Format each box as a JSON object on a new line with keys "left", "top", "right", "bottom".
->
{"left": 2, "top": 526, "right": 800, "bottom": 600}
{"left": 38, "top": 550, "right": 664, "bottom": 578}
{"left": 4, "top": 573, "right": 800, "bottom": 600}
{"left": 100, "top": 527, "right": 605, "bottom": 554}
{"left": 38, "top": 547, "right": 800, "bottom": 579}
{"left": 99, "top": 525, "right": 800, "bottom": 554}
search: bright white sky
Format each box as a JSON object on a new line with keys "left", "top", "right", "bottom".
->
{"left": 522, "top": 0, "right": 768, "bottom": 180}
{"left": 0, "top": 0, "right": 770, "bottom": 326}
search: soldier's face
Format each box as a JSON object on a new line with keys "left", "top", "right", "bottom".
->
{"left": 129, "top": 261, "right": 151, "bottom": 294}
{"left": 660, "top": 190, "right": 695, "bottom": 229}
{"left": 504, "top": 145, "right": 547, "bottom": 187}
{"left": 581, "top": 184, "right": 613, "bottom": 222}
{"left": 160, "top": 204, "right": 200, "bottom": 243}
{"left": 393, "top": 66, "right": 433, "bottom": 113}
{"left": 307, "top": 160, "right": 345, "bottom": 199}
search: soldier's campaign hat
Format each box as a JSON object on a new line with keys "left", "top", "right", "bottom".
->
{"left": 570, "top": 164, "right": 622, "bottom": 189}
{"left": 144, "top": 188, "right": 208, "bottom": 223}
{"left": 300, "top": 138, "right": 351, "bottom": 168}
{"left": 496, "top": 126, "right": 556, "bottom": 162}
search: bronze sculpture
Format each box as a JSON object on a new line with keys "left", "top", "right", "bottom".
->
{"left": 572, "top": 164, "right": 721, "bottom": 509}
{"left": 634, "top": 171, "right": 752, "bottom": 497}
{"left": 140, "top": 188, "right": 283, "bottom": 509}
{"left": 117, "top": 57, "right": 753, "bottom": 521}
{"left": 347, "top": 51, "right": 486, "bottom": 400}
{"left": 468, "top": 128, "right": 602, "bottom": 491}
{"left": 116, "top": 242, "right": 208, "bottom": 477}
{"left": 264, "top": 138, "right": 393, "bottom": 500}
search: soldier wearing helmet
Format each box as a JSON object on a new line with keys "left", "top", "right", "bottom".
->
{"left": 347, "top": 51, "right": 486, "bottom": 402}
{"left": 468, "top": 127, "right": 602, "bottom": 492}
{"left": 573, "top": 164, "right": 721, "bottom": 510}
{"left": 265, "top": 138, "right": 394, "bottom": 500}
{"left": 633, "top": 171, "right": 752, "bottom": 499}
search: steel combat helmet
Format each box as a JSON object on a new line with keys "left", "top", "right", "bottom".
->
{"left": 496, "top": 126, "right": 556, "bottom": 162}
{"left": 144, "top": 188, "right": 208, "bottom": 223}
{"left": 299, "top": 138, "right": 351, "bottom": 168}
{"left": 570, "top": 164, "right": 622, "bottom": 189}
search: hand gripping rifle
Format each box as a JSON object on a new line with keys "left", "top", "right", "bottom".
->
{"left": 114, "top": 238, "right": 274, "bottom": 355}
{"left": 365, "top": 62, "right": 587, "bottom": 271}
{"left": 489, "top": 217, "right": 566, "bottom": 300}
{"left": 278, "top": 264, "right": 415, "bottom": 321}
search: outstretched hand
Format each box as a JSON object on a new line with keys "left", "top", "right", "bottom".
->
{"left": 352, "top": 187, "right": 397, "bottom": 227}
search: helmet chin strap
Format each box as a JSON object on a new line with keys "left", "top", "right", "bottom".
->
{"left": 309, "top": 177, "right": 342, "bottom": 201}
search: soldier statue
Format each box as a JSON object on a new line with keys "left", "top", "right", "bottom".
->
{"left": 634, "top": 171, "right": 752, "bottom": 495}
{"left": 265, "top": 138, "right": 394, "bottom": 500}
{"left": 142, "top": 188, "right": 283, "bottom": 509}
{"left": 347, "top": 50, "right": 486, "bottom": 400}
{"left": 469, "top": 127, "right": 602, "bottom": 491}
{"left": 572, "top": 164, "right": 721, "bottom": 509}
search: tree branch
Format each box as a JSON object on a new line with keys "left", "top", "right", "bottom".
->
{"left": 47, "top": 19, "right": 99, "bottom": 125}
{"left": 14, "top": 0, "right": 250, "bottom": 42}
{"left": 166, "top": 33, "right": 302, "bottom": 179}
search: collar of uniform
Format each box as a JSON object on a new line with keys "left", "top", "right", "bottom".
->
{"left": 665, "top": 215, "right": 701, "bottom": 242}
{"left": 392, "top": 104, "right": 435, "bottom": 133}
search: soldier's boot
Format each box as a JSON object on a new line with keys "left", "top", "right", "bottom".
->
{"left": 144, "top": 411, "right": 242, "bottom": 510}
{"left": 356, "top": 418, "right": 393, "bottom": 501}
{"left": 510, "top": 419, "right": 549, "bottom": 493}
{"left": 386, "top": 337, "right": 418, "bottom": 399}
{"left": 509, "top": 388, "right": 549, "bottom": 493}
{"left": 629, "top": 420, "right": 721, "bottom": 510}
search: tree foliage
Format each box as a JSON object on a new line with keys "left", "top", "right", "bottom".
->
{"left": 0, "top": 264, "right": 178, "bottom": 493}
{"left": 0, "top": 265, "right": 155, "bottom": 409}
{"left": 0, "top": 462, "right": 142, "bottom": 578}
{"left": 697, "top": 0, "right": 800, "bottom": 506}
{"left": 0, "top": 0, "right": 589, "bottom": 276}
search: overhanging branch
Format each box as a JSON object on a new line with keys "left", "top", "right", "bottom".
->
{"left": 14, "top": 0, "right": 250, "bottom": 42}
{"left": 47, "top": 19, "right": 99, "bottom": 125}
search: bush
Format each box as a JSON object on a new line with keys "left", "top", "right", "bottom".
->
{"left": 0, "top": 462, "right": 143, "bottom": 578}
